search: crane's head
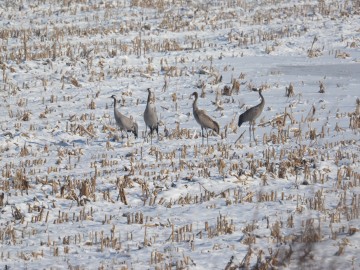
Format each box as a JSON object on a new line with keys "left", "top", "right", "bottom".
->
{"left": 213, "top": 121, "right": 220, "bottom": 135}
{"left": 110, "top": 94, "right": 116, "bottom": 99}
{"left": 190, "top": 92, "right": 198, "bottom": 99}
{"left": 252, "top": 87, "right": 263, "bottom": 94}
{"left": 238, "top": 115, "right": 244, "bottom": 127}
{"left": 147, "top": 88, "right": 155, "bottom": 103}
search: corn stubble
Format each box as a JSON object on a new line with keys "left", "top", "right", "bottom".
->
{"left": 0, "top": 0, "right": 359, "bottom": 269}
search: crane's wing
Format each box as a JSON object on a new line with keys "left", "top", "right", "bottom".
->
{"left": 198, "top": 109, "right": 219, "bottom": 133}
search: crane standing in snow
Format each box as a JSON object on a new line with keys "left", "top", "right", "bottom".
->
{"left": 191, "top": 91, "right": 220, "bottom": 144}
{"left": 238, "top": 88, "right": 265, "bottom": 142}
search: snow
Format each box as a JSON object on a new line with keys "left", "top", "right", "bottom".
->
{"left": 0, "top": 0, "right": 359, "bottom": 269}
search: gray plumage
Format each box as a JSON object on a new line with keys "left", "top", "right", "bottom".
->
{"left": 191, "top": 91, "right": 220, "bottom": 144}
{"left": 238, "top": 89, "right": 265, "bottom": 141}
{"left": 144, "top": 88, "right": 159, "bottom": 144}
{"left": 110, "top": 95, "right": 138, "bottom": 138}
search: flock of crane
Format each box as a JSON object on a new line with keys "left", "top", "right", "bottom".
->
{"left": 110, "top": 88, "right": 265, "bottom": 144}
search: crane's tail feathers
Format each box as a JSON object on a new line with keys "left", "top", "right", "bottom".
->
{"left": 213, "top": 121, "right": 220, "bottom": 134}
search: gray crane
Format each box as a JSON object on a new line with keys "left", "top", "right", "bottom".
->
{"left": 238, "top": 88, "right": 265, "bottom": 141}
{"left": 110, "top": 95, "right": 138, "bottom": 139}
{"left": 144, "top": 88, "right": 159, "bottom": 144}
{"left": 191, "top": 91, "right": 220, "bottom": 144}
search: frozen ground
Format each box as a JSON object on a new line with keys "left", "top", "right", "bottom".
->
{"left": 0, "top": 0, "right": 359, "bottom": 269}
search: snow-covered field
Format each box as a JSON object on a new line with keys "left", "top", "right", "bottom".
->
{"left": 0, "top": 0, "right": 359, "bottom": 269}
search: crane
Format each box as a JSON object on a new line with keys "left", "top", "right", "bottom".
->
{"left": 110, "top": 95, "right": 138, "bottom": 139}
{"left": 191, "top": 91, "right": 220, "bottom": 144}
{"left": 144, "top": 88, "right": 159, "bottom": 144}
{"left": 238, "top": 88, "right": 265, "bottom": 141}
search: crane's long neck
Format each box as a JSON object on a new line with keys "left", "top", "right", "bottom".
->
{"left": 147, "top": 90, "right": 153, "bottom": 104}
{"left": 258, "top": 91, "right": 265, "bottom": 109}
{"left": 193, "top": 95, "right": 198, "bottom": 112}
{"left": 112, "top": 97, "right": 117, "bottom": 109}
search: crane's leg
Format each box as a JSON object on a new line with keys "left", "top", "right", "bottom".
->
{"left": 252, "top": 122, "right": 256, "bottom": 143}
{"left": 156, "top": 126, "right": 159, "bottom": 141}
{"left": 146, "top": 127, "right": 150, "bottom": 143}
{"left": 201, "top": 127, "right": 204, "bottom": 145}
{"left": 149, "top": 127, "right": 153, "bottom": 145}
{"left": 248, "top": 124, "right": 252, "bottom": 142}
{"left": 206, "top": 129, "right": 209, "bottom": 145}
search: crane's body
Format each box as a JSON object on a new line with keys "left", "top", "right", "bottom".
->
{"left": 238, "top": 89, "right": 265, "bottom": 141}
{"left": 110, "top": 95, "right": 138, "bottom": 139}
{"left": 191, "top": 91, "right": 220, "bottom": 144}
{"left": 144, "top": 88, "right": 159, "bottom": 144}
